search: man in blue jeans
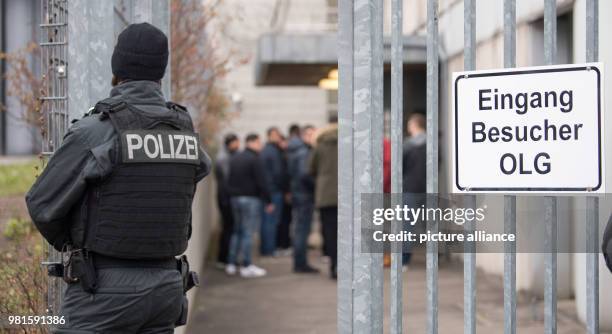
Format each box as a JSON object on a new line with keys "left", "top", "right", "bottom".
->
{"left": 226, "top": 134, "right": 273, "bottom": 278}
{"left": 287, "top": 125, "right": 319, "bottom": 273}
{"left": 260, "top": 127, "right": 288, "bottom": 256}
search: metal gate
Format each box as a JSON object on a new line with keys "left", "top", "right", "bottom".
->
{"left": 336, "top": 0, "right": 601, "bottom": 333}
{"left": 40, "top": 0, "right": 69, "bottom": 315}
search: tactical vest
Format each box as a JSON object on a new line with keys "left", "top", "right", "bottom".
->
{"left": 81, "top": 98, "right": 199, "bottom": 259}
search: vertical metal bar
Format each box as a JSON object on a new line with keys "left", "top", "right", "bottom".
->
{"left": 371, "top": 0, "right": 384, "bottom": 332}
{"left": 503, "top": 0, "right": 516, "bottom": 68}
{"left": 463, "top": 1, "right": 476, "bottom": 333}
{"left": 502, "top": 1, "right": 516, "bottom": 334}
{"left": 337, "top": 0, "right": 354, "bottom": 333}
{"left": 543, "top": 1, "right": 557, "bottom": 333}
{"left": 586, "top": 197, "right": 599, "bottom": 334}
{"left": 543, "top": 197, "right": 557, "bottom": 334}
{"left": 390, "top": 0, "right": 403, "bottom": 332}
{"left": 68, "top": 0, "right": 114, "bottom": 120}
{"left": 503, "top": 196, "right": 516, "bottom": 334}
{"left": 585, "top": 1, "right": 599, "bottom": 333}
{"left": 133, "top": 0, "right": 171, "bottom": 98}
{"left": 426, "top": 1, "right": 439, "bottom": 333}
{"left": 133, "top": 0, "right": 153, "bottom": 22}
{"left": 353, "top": 0, "right": 376, "bottom": 332}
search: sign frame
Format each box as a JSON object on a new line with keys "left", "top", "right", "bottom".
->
{"left": 452, "top": 63, "right": 604, "bottom": 193}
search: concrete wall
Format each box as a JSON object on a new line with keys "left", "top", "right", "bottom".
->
{"left": 181, "top": 176, "right": 218, "bottom": 334}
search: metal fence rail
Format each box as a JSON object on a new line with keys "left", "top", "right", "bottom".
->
{"left": 389, "top": 0, "right": 403, "bottom": 332}
{"left": 585, "top": 2, "right": 600, "bottom": 333}
{"left": 543, "top": 2, "right": 558, "bottom": 334}
{"left": 425, "top": 1, "right": 439, "bottom": 333}
{"left": 463, "top": 1, "right": 476, "bottom": 334}
{"left": 502, "top": 2, "right": 517, "bottom": 334}
{"left": 337, "top": 1, "right": 601, "bottom": 334}
{"left": 40, "top": 0, "right": 69, "bottom": 316}
{"left": 40, "top": 0, "right": 68, "bottom": 157}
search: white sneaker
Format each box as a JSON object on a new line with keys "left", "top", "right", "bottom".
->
{"left": 240, "top": 264, "right": 267, "bottom": 278}
{"left": 225, "top": 264, "right": 237, "bottom": 275}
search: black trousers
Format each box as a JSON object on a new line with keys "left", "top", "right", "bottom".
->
{"left": 277, "top": 201, "right": 293, "bottom": 249}
{"left": 217, "top": 199, "right": 234, "bottom": 264}
{"left": 55, "top": 268, "right": 184, "bottom": 333}
{"left": 319, "top": 206, "right": 338, "bottom": 273}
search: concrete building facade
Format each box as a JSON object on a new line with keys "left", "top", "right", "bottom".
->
{"left": 218, "top": 0, "right": 332, "bottom": 143}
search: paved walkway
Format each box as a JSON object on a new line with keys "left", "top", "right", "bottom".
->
{"left": 188, "top": 251, "right": 591, "bottom": 334}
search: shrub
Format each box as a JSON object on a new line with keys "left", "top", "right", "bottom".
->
{"left": 0, "top": 218, "right": 48, "bottom": 334}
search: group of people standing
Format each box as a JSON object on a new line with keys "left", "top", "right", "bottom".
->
{"left": 214, "top": 120, "right": 339, "bottom": 279}
{"left": 213, "top": 112, "right": 428, "bottom": 280}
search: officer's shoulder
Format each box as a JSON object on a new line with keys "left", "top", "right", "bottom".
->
{"left": 73, "top": 97, "right": 118, "bottom": 121}
{"left": 76, "top": 116, "right": 111, "bottom": 134}
{"left": 68, "top": 105, "right": 113, "bottom": 136}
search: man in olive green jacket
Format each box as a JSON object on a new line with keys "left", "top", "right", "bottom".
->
{"left": 308, "top": 122, "right": 338, "bottom": 279}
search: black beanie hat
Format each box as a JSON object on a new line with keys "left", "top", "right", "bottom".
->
{"left": 111, "top": 22, "right": 169, "bottom": 81}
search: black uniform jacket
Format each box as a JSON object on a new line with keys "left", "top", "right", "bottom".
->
{"left": 26, "top": 81, "right": 212, "bottom": 251}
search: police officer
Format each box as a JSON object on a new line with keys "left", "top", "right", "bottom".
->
{"left": 26, "top": 23, "right": 211, "bottom": 333}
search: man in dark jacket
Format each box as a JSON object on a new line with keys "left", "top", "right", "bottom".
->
{"left": 287, "top": 125, "right": 318, "bottom": 273}
{"left": 26, "top": 23, "right": 211, "bottom": 332}
{"left": 309, "top": 121, "right": 338, "bottom": 279}
{"left": 259, "top": 127, "right": 287, "bottom": 256}
{"left": 403, "top": 113, "right": 426, "bottom": 194}
{"left": 402, "top": 113, "right": 426, "bottom": 267}
{"left": 226, "top": 134, "right": 272, "bottom": 278}
{"left": 215, "top": 134, "right": 239, "bottom": 267}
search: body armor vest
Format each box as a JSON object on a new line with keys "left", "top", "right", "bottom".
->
{"left": 81, "top": 98, "right": 199, "bottom": 259}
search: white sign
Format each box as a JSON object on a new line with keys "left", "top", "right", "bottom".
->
{"left": 452, "top": 63, "right": 605, "bottom": 193}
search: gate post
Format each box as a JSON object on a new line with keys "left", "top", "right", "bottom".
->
{"left": 585, "top": 1, "right": 600, "bottom": 333}
{"left": 389, "top": 0, "right": 403, "bottom": 332}
{"left": 337, "top": 1, "right": 354, "bottom": 333}
{"left": 502, "top": 1, "right": 517, "bottom": 334}
{"left": 426, "top": 1, "right": 439, "bottom": 333}
{"left": 67, "top": 0, "right": 114, "bottom": 120}
{"left": 337, "top": 0, "right": 356, "bottom": 334}
{"left": 337, "top": 0, "right": 384, "bottom": 332}
{"left": 463, "top": 1, "right": 476, "bottom": 333}
{"left": 543, "top": 1, "right": 558, "bottom": 333}
{"left": 132, "top": 0, "right": 171, "bottom": 98}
